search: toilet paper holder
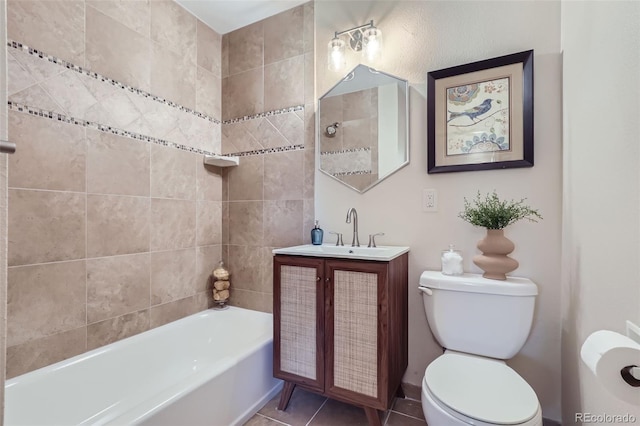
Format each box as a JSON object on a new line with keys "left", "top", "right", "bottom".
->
{"left": 620, "top": 365, "right": 640, "bottom": 387}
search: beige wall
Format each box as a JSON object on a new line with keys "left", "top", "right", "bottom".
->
{"left": 561, "top": 1, "right": 640, "bottom": 424}
{"left": 221, "top": 3, "right": 315, "bottom": 312}
{"left": 5, "top": 0, "right": 223, "bottom": 377}
{"left": 1, "top": 0, "right": 8, "bottom": 418}
{"left": 315, "top": 1, "right": 563, "bottom": 421}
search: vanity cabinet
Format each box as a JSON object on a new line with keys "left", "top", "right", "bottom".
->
{"left": 273, "top": 253, "right": 408, "bottom": 425}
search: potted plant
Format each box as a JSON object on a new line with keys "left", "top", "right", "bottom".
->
{"left": 459, "top": 191, "right": 542, "bottom": 280}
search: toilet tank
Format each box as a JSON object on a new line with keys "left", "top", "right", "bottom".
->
{"left": 419, "top": 271, "right": 537, "bottom": 359}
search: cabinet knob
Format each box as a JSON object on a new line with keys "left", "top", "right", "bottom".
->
{"left": 317, "top": 276, "right": 321, "bottom": 281}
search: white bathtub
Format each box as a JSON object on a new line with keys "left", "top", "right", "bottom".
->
{"left": 5, "top": 307, "right": 282, "bottom": 426}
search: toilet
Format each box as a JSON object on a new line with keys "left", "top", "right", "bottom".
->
{"left": 418, "top": 271, "right": 543, "bottom": 426}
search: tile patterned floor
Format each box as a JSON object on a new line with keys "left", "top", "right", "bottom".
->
{"left": 244, "top": 387, "right": 427, "bottom": 426}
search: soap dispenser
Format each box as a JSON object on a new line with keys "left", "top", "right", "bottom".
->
{"left": 311, "top": 220, "right": 324, "bottom": 245}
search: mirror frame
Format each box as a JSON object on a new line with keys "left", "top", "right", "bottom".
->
{"left": 318, "top": 64, "right": 410, "bottom": 193}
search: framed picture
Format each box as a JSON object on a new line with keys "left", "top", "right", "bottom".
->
{"left": 427, "top": 50, "right": 534, "bottom": 173}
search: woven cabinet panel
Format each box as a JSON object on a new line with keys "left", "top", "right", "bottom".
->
{"left": 333, "top": 270, "right": 378, "bottom": 397}
{"left": 280, "top": 265, "right": 317, "bottom": 379}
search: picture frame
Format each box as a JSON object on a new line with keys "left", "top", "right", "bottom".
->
{"left": 427, "top": 50, "right": 534, "bottom": 173}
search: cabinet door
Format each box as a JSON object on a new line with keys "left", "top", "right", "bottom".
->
{"left": 273, "top": 255, "right": 325, "bottom": 391}
{"left": 325, "top": 260, "right": 387, "bottom": 408}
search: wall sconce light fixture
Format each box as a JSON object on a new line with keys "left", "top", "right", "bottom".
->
{"left": 328, "top": 20, "right": 383, "bottom": 72}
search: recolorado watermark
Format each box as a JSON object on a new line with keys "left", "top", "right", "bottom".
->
{"left": 575, "top": 413, "right": 637, "bottom": 423}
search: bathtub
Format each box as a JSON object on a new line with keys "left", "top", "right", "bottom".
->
{"left": 5, "top": 306, "right": 282, "bottom": 426}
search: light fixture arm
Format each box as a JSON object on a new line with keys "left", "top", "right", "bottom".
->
{"left": 333, "top": 20, "right": 374, "bottom": 39}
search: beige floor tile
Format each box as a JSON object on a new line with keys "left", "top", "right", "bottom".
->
{"left": 391, "top": 398, "right": 425, "bottom": 421}
{"left": 258, "top": 387, "right": 326, "bottom": 426}
{"left": 385, "top": 412, "right": 427, "bottom": 426}
{"left": 307, "top": 398, "right": 370, "bottom": 426}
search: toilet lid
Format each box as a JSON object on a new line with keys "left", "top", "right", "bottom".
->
{"left": 425, "top": 353, "right": 539, "bottom": 425}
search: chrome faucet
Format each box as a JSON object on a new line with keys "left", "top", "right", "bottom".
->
{"left": 345, "top": 208, "right": 360, "bottom": 247}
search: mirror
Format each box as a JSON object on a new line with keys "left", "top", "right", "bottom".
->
{"left": 318, "top": 64, "right": 409, "bottom": 193}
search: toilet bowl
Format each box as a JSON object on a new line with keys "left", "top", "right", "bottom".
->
{"left": 418, "top": 271, "right": 542, "bottom": 426}
{"left": 420, "top": 352, "right": 542, "bottom": 426}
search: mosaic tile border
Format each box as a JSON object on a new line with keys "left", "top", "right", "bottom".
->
{"left": 7, "top": 101, "right": 223, "bottom": 157}
{"left": 7, "top": 39, "right": 222, "bottom": 125}
{"left": 223, "top": 105, "right": 305, "bottom": 125}
{"left": 230, "top": 144, "right": 306, "bottom": 157}
{"left": 320, "top": 147, "right": 371, "bottom": 156}
{"left": 333, "top": 170, "right": 372, "bottom": 177}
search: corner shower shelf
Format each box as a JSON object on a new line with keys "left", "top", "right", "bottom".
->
{"left": 203, "top": 154, "right": 239, "bottom": 167}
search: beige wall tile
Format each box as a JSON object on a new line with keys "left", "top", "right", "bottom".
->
{"left": 222, "top": 121, "right": 263, "bottom": 153}
{"left": 263, "top": 200, "right": 304, "bottom": 248}
{"left": 227, "top": 154, "right": 264, "bottom": 201}
{"left": 264, "top": 151, "right": 304, "bottom": 200}
{"left": 228, "top": 201, "right": 263, "bottom": 246}
{"left": 150, "top": 42, "right": 196, "bottom": 110}
{"left": 86, "top": 0, "right": 150, "bottom": 37}
{"left": 197, "top": 164, "right": 223, "bottom": 202}
{"left": 222, "top": 201, "right": 229, "bottom": 245}
{"left": 150, "top": 198, "right": 196, "bottom": 251}
{"left": 227, "top": 245, "right": 262, "bottom": 292}
{"left": 269, "top": 112, "right": 304, "bottom": 145}
{"left": 7, "top": 53, "right": 36, "bottom": 96}
{"left": 228, "top": 22, "right": 263, "bottom": 76}
{"left": 264, "top": 55, "right": 304, "bottom": 111}
{"left": 197, "top": 20, "right": 221, "bottom": 77}
{"left": 9, "top": 84, "right": 66, "bottom": 115}
{"left": 304, "top": 103, "right": 315, "bottom": 149}
{"left": 197, "top": 245, "right": 222, "bottom": 294}
{"left": 87, "top": 130, "right": 150, "bottom": 196}
{"left": 221, "top": 34, "right": 229, "bottom": 79}
{"left": 222, "top": 68, "right": 263, "bottom": 120}
{"left": 303, "top": 1, "right": 314, "bottom": 54}
{"left": 260, "top": 246, "right": 275, "bottom": 292}
{"left": 196, "top": 66, "right": 221, "bottom": 119}
{"left": 151, "top": 248, "right": 197, "bottom": 305}
{"left": 7, "top": 260, "right": 86, "bottom": 347}
{"left": 264, "top": 6, "right": 304, "bottom": 65}
{"left": 8, "top": 111, "right": 86, "bottom": 192}
{"left": 149, "top": 296, "right": 197, "bottom": 328}
{"left": 229, "top": 288, "right": 272, "bottom": 314}
{"left": 9, "top": 48, "right": 65, "bottom": 86}
{"left": 86, "top": 253, "right": 151, "bottom": 323}
{"left": 304, "top": 52, "right": 315, "bottom": 105}
{"left": 6, "top": 327, "right": 86, "bottom": 379}
{"left": 252, "top": 118, "right": 289, "bottom": 149}
{"left": 39, "top": 71, "right": 98, "bottom": 118}
{"left": 194, "top": 291, "right": 212, "bottom": 311}
{"left": 303, "top": 148, "right": 315, "bottom": 199}
{"left": 197, "top": 200, "right": 222, "bottom": 246}
{"left": 86, "top": 6, "right": 151, "bottom": 92}
{"left": 150, "top": 145, "right": 197, "bottom": 200}
{"left": 8, "top": 189, "right": 86, "bottom": 266}
{"left": 7, "top": 0, "right": 85, "bottom": 65}
{"left": 150, "top": 1, "right": 196, "bottom": 62}
{"left": 87, "top": 309, "right": 150, "bottom": 351}
{"left": 87, "top": 194, "right": 150, "bottom": 258}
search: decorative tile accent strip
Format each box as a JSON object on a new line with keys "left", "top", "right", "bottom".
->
{"left": 7, "top": 39, "right": 221, "bottom": 125}
{"left": 320, "top": 147, "right": 372, "bottom": 156}
{"left": 7, "top": 101, "right": 226, "bottom": 157}
{"left": 223, "top": 105, "right": 304, "bottom": 124}
{"left": 333, "top": 170, "right": 372, "bottom": 177}
{"left": 230, "top": 144, "right": 306, "bottom": 157}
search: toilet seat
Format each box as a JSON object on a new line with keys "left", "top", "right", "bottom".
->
{"left": 424, "top": 352, "right": 539, "bottom": 425}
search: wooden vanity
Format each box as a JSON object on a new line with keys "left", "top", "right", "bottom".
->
{"left": 272, "top": 245, "right": 409, "bottom": 425}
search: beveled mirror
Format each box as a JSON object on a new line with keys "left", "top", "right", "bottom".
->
{"left": 318, "top": 64, "right": 409, "bottom": 193}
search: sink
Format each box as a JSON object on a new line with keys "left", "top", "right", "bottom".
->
{"left": 272, "top": 244, "right": 409, "bottom": 261}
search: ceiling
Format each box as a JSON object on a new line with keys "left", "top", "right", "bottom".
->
{"left": 176, "top": 0, "right": 309, "bottom": 34}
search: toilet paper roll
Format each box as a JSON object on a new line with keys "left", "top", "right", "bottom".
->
{"left": 580, "top": 330, "right": 640, "bottom": 405}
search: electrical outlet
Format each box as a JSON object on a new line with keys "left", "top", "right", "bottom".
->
{"left": 422, "top": 189, "right": 437, "bottom": 212}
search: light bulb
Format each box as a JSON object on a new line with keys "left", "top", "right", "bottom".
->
{"left": 328, "top": 36, "right": 346, "bottom": 72}
{"left": 363, "top": 27, "right": 383, "bottom": 63}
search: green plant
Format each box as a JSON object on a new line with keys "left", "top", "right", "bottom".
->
{"left": 458, "top": 191, "right": 542, "bottom": 229}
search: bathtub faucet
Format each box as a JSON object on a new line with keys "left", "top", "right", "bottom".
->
{"left": 345, "top": 208, "right": 360, "bottom": 247}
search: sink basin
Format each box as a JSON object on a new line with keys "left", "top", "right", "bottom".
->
{"left": 272, "top": 244, "right": 409, "bottom": 261}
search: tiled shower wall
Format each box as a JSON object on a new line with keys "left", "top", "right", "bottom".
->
{"left": 221, "top": 3, "right": 315, "bottom": 312}
{"left": 5, "top": 0, "right": 223, "bottom": 377}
